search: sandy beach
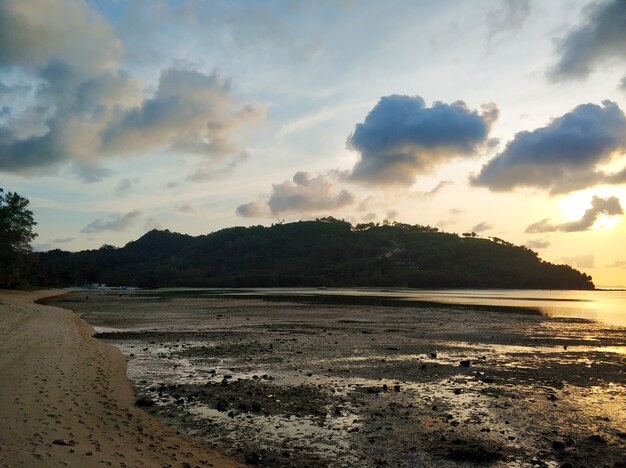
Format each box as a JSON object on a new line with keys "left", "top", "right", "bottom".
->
{"left": 0, "top": 290, "right": 241, "bottom": 467}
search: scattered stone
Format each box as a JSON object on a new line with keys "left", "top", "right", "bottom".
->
{"left": 460, "top": 360, "right": 471, "bottom": 367}
{"left": 552, "top": 440, "right": 566, "bottom": 451}
{"left": 586, "top": 434, "right": 606, "bottom": 444}
{"left": 216, "top": 399, "right": 229, "bottom": 412}
{"left": 135, "top": 397, "right": 155, "bottom": 407}
{"left": 52, "top": 439, "right": 75, "bottom": 446}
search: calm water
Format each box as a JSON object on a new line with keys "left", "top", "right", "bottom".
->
{"left": 182, "top": 287, "right": 626, "bottom": 327}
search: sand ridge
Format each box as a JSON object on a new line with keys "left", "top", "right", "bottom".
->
{"left": 0, "top": 289, "right": 242, "bottom": 467}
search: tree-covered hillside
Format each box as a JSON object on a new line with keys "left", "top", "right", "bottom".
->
{"left": 35, "top": 218, "right": 594, "bottom": 290}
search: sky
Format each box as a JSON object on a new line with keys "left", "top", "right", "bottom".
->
{"left": 1, "top": 0, "right": 625, "bottom": 287}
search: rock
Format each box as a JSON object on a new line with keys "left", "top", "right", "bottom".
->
{"left": 430, "top": 352, "right": 437, "bottom": 358}
{"left": 586, "top": 434, "right": 606, "bottom": 444}
{"left": 334, "top": 407, "right": 342, "bottom": 416}
{"left": 216, "top": 399, "right": 229, "bottom": 412}
{"left": 52, "top": 439, "right": 75, "bottom": 446}
{"left": 547, "top": 394, "right": 558, "bottom": 401}
{"left": 552, "top": 440, "right": 566, "bottom": 451}
{"left": 394, "top": 384, "right": 401, "bottom": 392}
{"left": 382, "top": 384, "right": 388, "bottom": 392}
{"left": 460, "top": 360, "right": 471, "bottom": 367}
{"left": 135, "top": 397, "right": 155, "bottom": 407}
{"left": 245, "top": 451, "right": 261, "bottom": 464}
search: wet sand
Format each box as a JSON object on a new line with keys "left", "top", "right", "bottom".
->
{"left": 0, "top": 290, "right": 241, "bottom": 467}
{"left": 52, "top": 290, "right": 626, "bottom": 467}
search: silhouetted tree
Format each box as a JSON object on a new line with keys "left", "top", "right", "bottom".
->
{"left": 0, "top": 189, "right": 38, "bottom": 288}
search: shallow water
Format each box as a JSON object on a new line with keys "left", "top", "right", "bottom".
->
{"left": 173, "top": 287, "right": 626, "bottom": 326}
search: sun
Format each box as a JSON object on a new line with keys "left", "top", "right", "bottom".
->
{"left": 593, "top": 213, "right": 623, "bottom": 231}
{"left": 558, "top": 191, "right": 593, "bottom": 221}
{"left": 559, "top": 188, "right": 626, "bottom": 231}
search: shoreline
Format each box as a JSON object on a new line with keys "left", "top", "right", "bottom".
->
{"left": 0, "top": 289, "right": 241, "bottom": 467}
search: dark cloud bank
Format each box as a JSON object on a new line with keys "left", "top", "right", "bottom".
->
{"left": 472, "top": 101, "right": 626, "bottom": 194}
{"left": 347, "top": 95, "right": 498, "bottom": 186}
{"left": 549, "top": 0, "right": 626, "bottom": 88}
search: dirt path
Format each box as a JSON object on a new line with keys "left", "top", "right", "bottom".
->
{"left": 0, "top": 290, "right": 242, "bottom": 467}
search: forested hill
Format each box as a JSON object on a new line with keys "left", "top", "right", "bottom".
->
{"left": 35, "top": 219, "right": 594, "bottom": 290}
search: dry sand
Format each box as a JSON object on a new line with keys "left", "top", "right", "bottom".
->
{"left": 0, "top": 289, "right": 241, "bottom": 467}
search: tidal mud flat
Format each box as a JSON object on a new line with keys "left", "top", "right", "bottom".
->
{"left": 52, "top": 290, "right": 626, "bottom": 467}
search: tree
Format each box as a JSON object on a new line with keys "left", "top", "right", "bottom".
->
{"left": 0, "top": 189, "right": 38, "bottom": 288}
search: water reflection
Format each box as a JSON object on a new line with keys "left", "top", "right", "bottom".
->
{"left": 186, "top": 287, "right": 626, "bottom": 326}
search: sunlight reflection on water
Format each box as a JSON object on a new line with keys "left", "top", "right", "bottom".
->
{"left": 192, "top": 287, "right": 626, "bottom": 327}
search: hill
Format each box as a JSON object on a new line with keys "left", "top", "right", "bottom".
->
{"left": 34, "top": 218, "right": 594, "bottom": 289}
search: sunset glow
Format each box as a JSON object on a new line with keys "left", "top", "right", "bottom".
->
{"left": 1, "top": 0, "right": 625, "bottom": 286}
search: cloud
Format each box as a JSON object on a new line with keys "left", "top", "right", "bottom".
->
{"left": 52, "top": 237, "right": 74, "bottom": 244}
{"left": 525, "top": 195, "right": 623, "bottom": 233}
{"left": 34, "top": 236, "right": 75, "bottom": 252}
{"left": 386, "top": 210, "right": 399, "bottom": 220}
{"left": 561, "top": 254, "right": 595, "bottom": 269}
{"left": 81, "top": 209, "right": 142, "bottom": 234}
{"left": 176, "top": 204, "right": 195, "bottom": 213}
{"left": 347, "top": 95, "right": 497, "bottom": 186}
{"left": 269, "top": 171, "right": 355, "bottom": 214}
{"left": 0, "top": 0, "right": 122, "bottom": 73}
{"left": 548, "top": 0, "right": 626, "bottom": 82}
{"left": 485, "top": 0, "right": 531, "bottom": 46}
{"left": 117, "top": 177, "right": 138, "bottom": 193}
{"left": 144, "top": 217, "right": 162, "bottom": 231}
{"left": 608, "top": 260, "right": 626, "bottom": 268}
{"left": 235, "top": 201, "right": 266, "bottom": 218}
{"left": 524, "top": 239, "right": 550, "bottom": 249}
{"left": 0, "top": 1, "right": 263, "bottom": 182}
{"left": 100, "top": 68, "right": 264, "bottom": 161}
{"left": 426, "top": 180, "right": 453, "bottom": 197}
{"left": 471, "top": 221, "right": 493, "bottom": 233}
{"left": 237, "top": 172, "right": 355, "bottom": 217}
{"left": 471, "top": 101, "right": 626, "bottom": 194}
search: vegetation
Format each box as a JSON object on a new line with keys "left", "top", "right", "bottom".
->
{"left": 0, "top": 189, "right": 38, "bottom": 289}
{"left": 35, "top": 217, "right": 594, "bottom": 290}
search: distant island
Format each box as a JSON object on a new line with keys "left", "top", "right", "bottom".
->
{"left": 33, "top": 218, "right": 594, "bottom": 290}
